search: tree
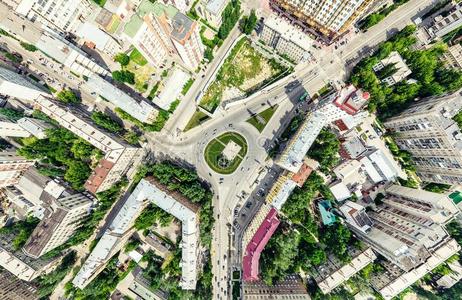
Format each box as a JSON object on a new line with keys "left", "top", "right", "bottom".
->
{"left": 91, "top": 111, "right": 124, "bottom": 133}
{"left": 114, "top": 53, "right": 130, "bottom": 66}
{"left": 56, "top": 89, "right": 80, "bottom": 104}
{"left": 307, "top": 129, "right": 340, "bottom": 173}
{"left": 240, "top": 9, "right": 257, "bottom": 35}
{"left": 20, "top": 42, "right": 38, "bottom": 52}
{"left": 0, "top": 107, "right": 24, "bottom": 121}
{"left": 112, "top": 70, "right": 135, "bottom": 84}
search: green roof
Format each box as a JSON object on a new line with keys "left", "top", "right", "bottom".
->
{"left": 124, "top": 15, "right": 143, "bottom": 38}
{"left": 123, "top": 0, "right": 179, "bottom": 38}
{"left": 449, "top": 191, "right": 462, "bottom": 205}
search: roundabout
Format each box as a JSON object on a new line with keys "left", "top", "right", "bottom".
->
{"left": 204, "top": 132, "right": 248, "bottom": 174}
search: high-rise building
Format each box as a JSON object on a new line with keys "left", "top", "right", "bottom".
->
{"left": 270, "top": 0, "right": 374, "bottom": 39}
{"left": 124, "top": 0, "right": 204, "bottom": 70}
{"left": 0, "top": 67, "right": 50, "bottom": 101}
{"left": 33, "top": 96, "right": 144, "bottom": 194}
{"left": 23, "top": 192, "right": 93, "bottom": 258}
{"left": 15, "top": 0, "right": 93, "bottom": 33}
{"left": 0, "top": 270, "right": 38, "bottom": 300}
{"left": 384, "top": 92, "right": 462, "bottom": 185}
{"left": 0, "top": 152, "right": 35, "bottom": 188}
{"left": 340, "top": 184, "right": 459, "bottom": 272}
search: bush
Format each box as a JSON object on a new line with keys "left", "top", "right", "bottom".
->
{"left": 112, "top": 70, "right": 135, "bottom": 84}
{"left": 56, "top": 89, "right": 80, "bottom": 104}
{"left": 20, "top": 42, "right": 38, "bottom": 52}
{"left": 114, "top": 53, "right": 130, "bottom": 66}
{"left": 91, "top": 111, "right": 124, "bottom": 133}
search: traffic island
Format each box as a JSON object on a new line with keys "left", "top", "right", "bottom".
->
{"left": 204, "top": 132, "right": 248, "bottom": 174}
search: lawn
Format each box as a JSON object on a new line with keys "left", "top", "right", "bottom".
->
{"left": 125, "top": 60, "right": 155, "bottom": 93}
{"left": 199, "top": 38, "right": 286, "bottom": 113}
{"left": 130, "top": 48, "right": 148, "bottom": 66}
{"left": 184, "top": 110, "right": 210, "bottom": 131}
{"left": 204, "top": 132, "right": 248, "bottom": 174}
{"left": 246, "top": 105, "right": 278, "bottom": 132}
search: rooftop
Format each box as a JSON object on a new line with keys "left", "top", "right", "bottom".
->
{"left": 205, "top": 0, "right": 229, "bottom": 15}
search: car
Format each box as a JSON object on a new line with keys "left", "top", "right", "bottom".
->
{"left": 245, "top": 202, "right": 252, "bottom": 209}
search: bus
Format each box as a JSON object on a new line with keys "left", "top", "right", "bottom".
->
{"left": 299, "top": 92, "right": 309, "bottom": 102}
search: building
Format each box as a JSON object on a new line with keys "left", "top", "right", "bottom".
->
{"left": 196, "top": 0, "right": 229, "bottom": 28}
{"left": 259, "top": 15, "right": 312, "bottom": 63}
{"left": 340, "top": 184, "right": 459, "bottom": 272}
{"left": 427, "top": 3, "right": 462, "bottom": 38}
{"left": 73, "top": 177, "right": 200, "bottom": 290}
{"left": 270, "top": 0, "right": 374, "bottom": 40}
{"left": 128, "top": 267, "right": 169, "bottom": 300}
{"left": 33, "top": 96, "right": 144, "bottom": 194}
{"left": 15, "top": 0, "right": 93, "bottom": 33}
{"left": 0, "top": 117, "right": 52, "bottom": 139}
{"left": 443, "top": 43, "right": 462, "bottom": 69}
{"left": 243, "top": 275, "right": 310, "bottom": 300}
{"left": 242, "top": 206, "right": 280, "bottom": 281}
{"left": 0, "top": 67, "right": 50, "bottom": 101}
{"left": 154, "top": 68, "right": 190, "bottom": 109}
{"left": 384, "top": 92, "right": 462, "bottom": 185}
{"left": 123, "top": 0, "right": 204, "bottom": 70}
{"left": 372, "top": 51, "right": 412, "bottom": 86}
{"left": 370, "top": 239, "right": 460, "bottom": 299}
{"left": 0, "top": 230, "right": 61, "bottom": 281}
{"left": 0, "top": 270, "right": 38, "bottom": 300}
{"left": 277, "top": 86, "right": 368, "bottom": 172}
{"left": 76, "top": 22, "right": 123, "bottom": 57}
{"left": 313, "top": 247, "right": 376, "bottom": 294}
{"left": 0, "top": 152, "right": 35, "bottom": 188}
{"left": 86, "top": 74, "right": 158, "bottom": 124}
{"left": 23, "top": 193, "right": 93, "bottom": 258}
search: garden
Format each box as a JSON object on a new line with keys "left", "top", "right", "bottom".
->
{"left": 199, "top": 38, "right": 287, "bottom": 112}
{"left": 204, "top": 132, "right": 248, "bottom": 174}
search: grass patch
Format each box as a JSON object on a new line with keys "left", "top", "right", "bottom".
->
{"left": 199, "top": 38, "right": 287, "bottom": 113}
{"left": 130, "top": 48, "right": 148, "bottom": 66}
{"left": 246, "top": 105, "right": 278, "bottom": 132}
{"left": 204, "top": 132, "right": 247, "bottom": 174}
{"left": 107, "top": 15, "right": 121, "bottom": 34}
{"left": 184, "top": 110, "right": 210, "bottom": 131}
{"left": 182, "top": 78, "right": 195, "bottom": 95}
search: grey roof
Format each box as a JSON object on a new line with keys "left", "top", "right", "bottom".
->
{"left": 171, "top": 12, "right": 194, "bottom": 41}
{"left": 206, "top": 0, "right": 228, "bottom": 15}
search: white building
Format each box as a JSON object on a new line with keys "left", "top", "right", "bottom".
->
{"left": 270, "top": 0, "right": 374, "bottom": 38}
{"left": 23, "top": 192, "right": 93, "bottom": 258}
{"left": 73, "top": 177, "right": 200, "bottom": 290}
{"left": 341, "top": 185, "right": 459, "bottom": 272}
{"left": 0, "top": 152, "right": 35, "bottom": 188}
{"left": 76, "top": 22, "right": 123, "bottom": 58}
{"left": 85, "top": 74, "right": 158, "bottom": 124}
{"left": 427, "top": 3, "right": 462, "bottom": 38}
{"left": 0, "top": 67, "right": 50, "bottom": 101}
{"left": 373, "top": 51, "right": 412, "bottom": 86}
{"left": 34, "top": 96, "right": 144, "bottom": 194}
{"left": 259, "top": 15, "right": 312, "bottom": 63}
{"left": 15, "top": 0, "right": 93, "bottom": 33}
{"left": 197, "top": 0, "right": 229, "bottom": 28}
{"left": 154, "top": 68, "right": 190, "bottom": 110}
{"left": 0, "top": 117, "right": 52, "bottom": 139}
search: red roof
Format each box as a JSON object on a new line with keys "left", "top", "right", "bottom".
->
{"left": 242, "top": 208, "right": 280, "bottom": 281}
{"left": 291, "top": 163, "right": 313, "bottom": 187}
{"left": 84, "top": 159, "right": 115, "bottom": 194}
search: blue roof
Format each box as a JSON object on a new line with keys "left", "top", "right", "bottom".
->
{"left": 318, "top": 200, "right": 336, "bottom": 226}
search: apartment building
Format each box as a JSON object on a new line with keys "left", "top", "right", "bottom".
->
{"left": 85, "top": 74, "right": 158, "bottom": 124}
{"left": 277, "top": 85, "right": 368, "bottom": 172}
{"left": 0, "top": 152, "right": 35, "bottom": 188}
{"left": 0, "top": 67, "right": 50, "bottom": 101}
{"left": 15, "top": 0, "right": 93, "bottom": 33}
{"left": 124, "top": 0, "right": 204, "bottom": 70}
{"left": 243, "top": 275, "right": 310, "bottom": 300}
{"left": 0, "top": 230, "right": 61, "bottom": 281}
{"left": 384, "top": 92, "right": 462, "bottom": 185}
{"left": 196, "top": 0, "right": 229, "bottom": 28}
{"left": 0, "top": 270, "right": 38, "bottom": 300}
{"left": 427, "top": 3, "right": 462, "bottom": 38}
{"left": 259, "top": 15, "right": 312, "bottom": 63}
{"left": 443, "top": 43, "right": 462, "bottom": 69}
{"left": 74, "top": 177, "right": 200, "bottom": 290}
{"left": 23, "top": 193, "right": 93, "bottom": 258}
{"left": 340, "top": 185, "right": 459, "bottom": 272}
{"left": 33, "top": 96, "right": 144, "bottom": 194}
{"left": 270, "top": 0, "right": 374, "bottom": 39}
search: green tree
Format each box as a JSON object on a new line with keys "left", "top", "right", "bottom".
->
{"left": 240, "top": 9, "right": 257, "bottom": 34}
{"left": 91, "top": 111, "right": 124, "bottom": 133}
{"left": 114, "top": 53, "right": 130, "bottom": 66}
{"left": 0, "top": 107, "right": 24, "bottom": 121}
{"left": 112, "top": 70, "right": 135, "bottom": 84}
{"left": 56, "top": 89, "right": 80, "bottom": 104}
{"left": 20, "top": 42, "right": 38, "bottom": 52}
{"left": 307, "top": 129, "right": 340, "bottom": 173}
